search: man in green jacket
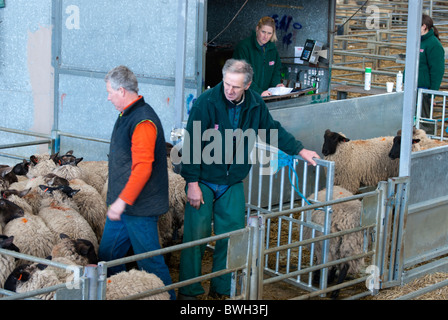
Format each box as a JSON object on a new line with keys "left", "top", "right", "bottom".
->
{"left": 233, "top": 16, "right": 284, "bottom": 97}
{"left": 178, "top": 59, "right": 319, "bottom": 299}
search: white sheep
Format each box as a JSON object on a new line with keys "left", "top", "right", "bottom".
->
{"left": 303, "top": 185, "right": 365, "bottom": 299}
{"left": 0, "top": 235, "right": 20, "bottom": 289}
{"left": 37, "top": 186, "right": 99, "bottom": 253}
{"left": 322, "top": 129, "right": 399, "bottom": 194}
{"left": 105, "top": 269, "right": 170, "bottom": 300}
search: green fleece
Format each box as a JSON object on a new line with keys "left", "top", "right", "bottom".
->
{"left": 418, "top": 29, "right": 445, "bottom": 90}
{"left": 233, "top": 31, "right": 283, "bottom": 94}
{"left": 180, "top": 82, "right": 304, "bottom": 185}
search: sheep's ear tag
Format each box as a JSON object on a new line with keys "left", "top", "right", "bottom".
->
{"left": 412, "top": 139, "right": 421, "bottom": 144}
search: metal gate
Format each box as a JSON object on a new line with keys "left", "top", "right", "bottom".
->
{"left": 245, "top": 143, "right": 395, "bottom": 299}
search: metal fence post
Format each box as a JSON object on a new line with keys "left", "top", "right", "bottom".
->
{"left": 83, "top": 265, "right": 99, "bottom": 300}
{"left": 248, "top": 215, "right": 262, "bottom": 300}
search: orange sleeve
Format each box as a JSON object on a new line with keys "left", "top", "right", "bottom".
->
{"left": 119, "top": 120, "right": 157, "bottom": 205}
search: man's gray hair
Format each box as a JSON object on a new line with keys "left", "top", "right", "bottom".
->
{"left": 105, "top": 65, "right": 139, "bottom": 93}
{"left": 222, "top": 59, "right": 253, "bottom": 87}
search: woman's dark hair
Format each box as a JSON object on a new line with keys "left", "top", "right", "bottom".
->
{"left": 422, "top": 14, "right": 440, "bottom": 40}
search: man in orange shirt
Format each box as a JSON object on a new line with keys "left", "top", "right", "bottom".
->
{"left": 99, "top": 65, "right": 175, "bottom": 299}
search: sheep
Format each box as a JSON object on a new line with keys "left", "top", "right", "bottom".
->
{"left": 322, "top": 129, "right": 399, "bottom": 194}
{"left": 4, "top": 234, "right": 98, "bottom": 300}
{"left": 2, "top": 188, "right": 56, "bottom": 264}
{"left": 37, "top": 185, "right": 99, "bottom": 254}
{"left": 4, "top": 262, "right": 61, "bottom": 300}
{"left": 77, "top": 160, "right": 109, "bottom": 195}
{"left": 12, "top": 159, "right": 31, "bottom": 176}
{"left": 9, "top": 175, "right": 59, "bottom": 215}
{"left": 68, "top": 178, "right": 107, "bottom": 242}
{"left": 105, "top": 269, "right": 170, "bottom": 300}
{"left": 159, "top": 143, "right": 186, "bottom": 253}
{"left": 43, "top": 163, "right": 107, "bottom": 241}
{"left": 3, "top": 210, "right": 56, "bottom": 266}
{"left": 303, "top": 185, "right": 365, "bottom": 299}
{"left": 26, "top": 153, "right": 60, "bottom": 179}
{"left": 389, "top": 127, "right": 448, "bottom": 159}
{"left": 0, "top": 235, "right": 20, "bottom": 289}
{"left": 45, "top": 233, "right": 98, "bottom": 283}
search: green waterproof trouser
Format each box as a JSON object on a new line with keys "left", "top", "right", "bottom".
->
{"left": 178, "top": 182, "right": 246, "bottom": 297}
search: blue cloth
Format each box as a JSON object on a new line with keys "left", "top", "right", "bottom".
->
{"left": 200, "top": 180, "right": 230, "bottom": 199}
{"left": 98, "top": 214, "right": 175, "bottom": 300}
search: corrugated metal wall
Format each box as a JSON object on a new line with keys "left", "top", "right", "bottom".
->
{"left": 0, "top": 0, "right": 203, "bottom": 164}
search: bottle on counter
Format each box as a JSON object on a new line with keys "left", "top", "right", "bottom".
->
{"left": 364, "top": 67, "right": 371, "bottom": 91}
{"left": 396, "top": 70, "right": 403, "bottom": 92}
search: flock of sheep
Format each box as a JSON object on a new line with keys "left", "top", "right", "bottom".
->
{"left": 0, "top": 127, "right": 445, "bottom": 300}
{"left": 0, "top": 147, "right": 185, "bottom": 300}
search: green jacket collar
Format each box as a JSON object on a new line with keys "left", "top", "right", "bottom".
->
{"left": 421, "top": 28, "right": 435, "bottom": 41}
{"left": 207, "top": 81, "right": 261, "bottom": 114}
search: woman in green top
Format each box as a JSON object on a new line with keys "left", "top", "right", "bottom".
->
{"left": 419, "top": 14, "right": 445, "bottom": 133}
{"left": 233, "top": 16, "right": 285, "bottom": 97}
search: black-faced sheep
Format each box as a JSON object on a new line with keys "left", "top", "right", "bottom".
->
{"left": 0, "top": 235, "right": 20, "bottom": 289}
{"left": 12, "top": 159, "right": 31, "bottom": 176}
{"left": 105, "top": 269, "right": 170, "bottom": 300}
{"left": 322, "top": 129, "right": 399, "bottom": 194}
{"left": 388, "top": 127, "right": 448, "bottom": 159}
{"left": 4, "top": 234, "right": 98, "bottom": 300}
{"left": 0, "top": 166, "right": 18, "bottom": 191}
{"left": 26, "top": 153, "right": 60, "bottom": 179}
{"left": 3, "top": 206, "right": 56, "bottom": 266}
{"left": 303, "top": 185, "right": 365, "bottom": 299}
{"left": 4, "top": 262, "right": 61, "bottom": 300}
{"left": 38, "top": 185, "right": 99, "bottom": 254}
{"left": 43, "top": 161, "right": 107, "bottom": 242}
{"left": 67, "top": 179, "right": 107, "bottom": 242}
{"left": 2, "top": 188, "right": 56, "bottom": 264}
{"left": 0, "top": 198, "right": 25, "bottom": 233}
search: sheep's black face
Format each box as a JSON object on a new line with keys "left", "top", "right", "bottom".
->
{"left": 322, "top": 129, "right": 350, "bottom": 156}
{"left": 4, "top": 264, "right": 32, "bottom": 292}
{"left": 0, "top": 199, "right": 25, "bottom": 226}
{"left": 0, "top": 235, "right": 20, "bottom": 253}
{"left": 75, "top": 239, "right": 98, "bottom": 265}
{"left": 389, "top": 136, "right": 401, "bottom": 159}
{"left": 12, "top": 160, "right": 30, "bottom": 176}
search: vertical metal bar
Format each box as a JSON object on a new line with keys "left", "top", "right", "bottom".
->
{"left": 399, "top": 0, "right": 423, "bottom": 177}
{"left": 440, "top": 96, "right": 446, "bottom": 141}
{"left": 83, "top": 265, "right": 99, "bottom": 300}
{"left": 196, "top": 0, "right": 207, "bottom": 95}
{"left": 174, "top": 0, "right": 188, "bottom": 129}
{"left": 51, "top": 0, "right": 63, "bottom": 154}
{"left": 248, "top": 216, "right": 260, "bottom": 300}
